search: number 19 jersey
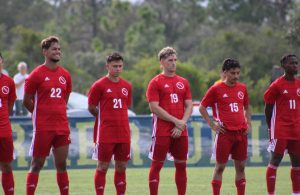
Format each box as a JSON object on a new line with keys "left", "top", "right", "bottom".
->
{"left": 24, "top": 64, "right": 72, "bottom": 133}
{"left": 88, "top": 77, "right": 132, "bottom": 144}
{"left": 146, "top": 74, "right": 192, "bottom": 137}
{"left": 264, "top": 76, "right": 300, "bottom": 140}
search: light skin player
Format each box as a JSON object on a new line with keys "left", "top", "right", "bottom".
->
{"left": 88, "top": 52, "right": 132, "bottom": 195}
{"left": 264, "top": 54, "right": 300, "bottom": 195}
{"left": 0, "top": 52, "right": 16, "bottom": 195}
{"left": 23, "top": 36, "right": 72, "bottom": 195}
{"left": 146, "top": 47, "right": 193, "bottom": 195}
{"left": 199, "top": 59, "right": 252, "bottom": 195}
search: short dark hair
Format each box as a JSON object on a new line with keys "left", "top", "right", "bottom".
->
{"left": 280, "top": 54, "right": 297, "bottom": 67}
{"left": 41, "top": 36, "right": 59, "bottom": 50}
{"left": 222, "top": 58, "right": 241, "bottom": 71}
{"left": 106, "top": 52, "right": 123, "bottom": 64}
{"left": 158, "top": 47, "right": 177, "bottom": 60}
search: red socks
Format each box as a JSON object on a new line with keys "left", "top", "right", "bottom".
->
{"left": 149, "top": 161, "right": 164, "bottom": 195}
{"left": 26, "top": 172, "right": 39, "bottom": 195}
{"left": 211, "top": 180, "right": 221, "bottom": 195}
{"left": 266, "top": 164, "right": 277, "bottom": 194}
{"left": 114, "top": 170, "right": 126, "bottom": 195}
{"left": 57, "top": 172, "right": 69, "bottom": 195}
{"left": 95, "top": 170, "right": 106, "bottom": 195}
{"left": 2, "top": 172, "right": 14, "bottom": 195}
{"left": 291, "top": 168, "right": 300, "bottom": 194}
{"left": 175, "top": 162, "right": 187, "bottom": 195}
{"left": 235, "top": 178, "right": 246, "bottom": 195}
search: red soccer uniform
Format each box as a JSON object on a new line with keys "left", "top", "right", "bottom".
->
{"left": 24, "top": 64, "right": 72, "bottom": 133}
{"left": 146, "top": 74, "right": 192, "bottom": 137}
{"left": 0, "top": 74, "right": 16, "bottom": 137}
{"left": 88, "top": 77, "right": 132, "bottom": 143}
{"left": 264, "top": 76, "right": 300, "bottom": 140}
{"left": 201, "top": 82, "right": 249, "bottom": 131}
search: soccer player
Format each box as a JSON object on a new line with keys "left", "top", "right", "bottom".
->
{"left": 0, "top": 52, "right": 16, "bottom": 195}
{"left": 146, "top": 47, "right": 193, "bottom": 195}
{"left": 199, "top": 59, "right": 252, "bottom": 195}
{"left": 88, "top": 52, "right": 132, "bottom": 195}
{"left": 264, "top": 54, "right": 300, "bottom": 195}
{"left": 23, "top": 36, "right": 72, "bottom": 195}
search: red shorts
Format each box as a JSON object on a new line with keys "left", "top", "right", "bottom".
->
{"left": 29, "top": 131, "right": 71, "bottom": 157}
{"left": 149, "top": 136, "right": 188, "bottom": 161}
{"left": 268, "top": 139, "right": 300, "bottom": 155}
{"left": 92, "top": 143, "right": 131, "bottom": 162}
{"left": 212, "top": 131, "right": 248, "bottom": 164}
{"left": 0, "top": 137, "right": 14, "bottom": 163}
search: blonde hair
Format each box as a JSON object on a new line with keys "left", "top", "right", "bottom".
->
{"left": 17, "top": 61, "right": 27, "bottom": 70}
{"left": 158, "top": 46, "right": 177, "bottom": 60}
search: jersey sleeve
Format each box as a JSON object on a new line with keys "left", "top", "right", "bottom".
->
{"left": 88, "top": 82, "right": 101, "bottom": 106}
{"left": 200, "top": 85, "right": 216, "bottom": 107}
{"left": 127, "top": 83, "right": 132, "bottom": 107}
{"left": 66, "top": 72, "right": 72, "bottom": 94}
{"left": 244, "top": 86, "right": 250, "bottom": 107}
{"left": 24, "top": 71, "right": 39, "bottom": 94}
{"left": 184, "top": 80, "right": 192, "bottom": 100}
{"left": 264, "top": 83, "right": 278, "bottom": 104}
{"left": 146, "top": 79, "right": 159, "bottom": 102}
{"left": 8, "top": 79, "right": 17, "bottom": 103}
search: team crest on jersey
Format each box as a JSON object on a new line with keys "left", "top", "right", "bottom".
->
{"left": 122, "top": 88, "right": 128, "bottom": 96}
{"left": 237, "top": 91, "right": 244, "bottom": 99}
{"left": 176, "top": 82, "right": 184, "bottom": 89}
{"left": 297, "top": 89, "right": 300, "bottom": 96}
{"left": 1, "top": 86, "right": 9, "bottom": 94}
{"left": 59, "top": 76, "right": 66, "bottom": 84}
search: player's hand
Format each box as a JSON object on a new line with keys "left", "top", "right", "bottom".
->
{"left": 245, "top": 124, "right": 252, "bottom": 135}
{"left": 174, "top": 119, "right": 186, "bottom": 131}
{"left": 171, "top": 127, "right": 182, "bottom": 138}
{"left": 210, "top": 122, "right": 226, "bottom": 134}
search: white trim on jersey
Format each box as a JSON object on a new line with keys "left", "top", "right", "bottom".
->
{"left": 152, "top": 114, "right": 158, "bottom": 137}
{"left": 96, "top": 102, "right": 101, "bottom": 144}
{"left": 270, "top": 103, "right": 277, "bottom": 140}
{"left": 29, "top": 92, "right": 38, "bottom": 156}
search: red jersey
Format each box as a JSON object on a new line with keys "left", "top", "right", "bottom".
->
{"left": 24, "top": 64, "right": 72, "bottom": 133}
{"left": 146, "top": 74, "right": 192, "bottom": 137}
{"left": 201, "top": 82, "right": 249, "bottom": 131}
{"left": 264, "top": 76, "right": 300, "bottom": 140}
{"left": 88, "top": 77, "right": 132, "bottom": 143}
{"left": 0, "top": 74, "right": 16, "bottom": 137}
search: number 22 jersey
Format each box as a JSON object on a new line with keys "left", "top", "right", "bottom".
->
{"left": 88, "top": 77, "right": 132, "bottom": 144}
{"left": 24, "top": 64, "right": 72, "bottom": 133}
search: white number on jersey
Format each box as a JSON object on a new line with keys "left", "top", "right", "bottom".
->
{"left": 229, "top": 102, "right": 239, "bottom": 112}
{"left": 0, "top": 98, "right": 2, "bottom": 108}
{"left": 170, "top": 93, "right": 179, "bottom": 103}
{"left": 50, "top": 88, "right": 62, "bottom": 98}
{"left": 113, "top": 98, "right": 123, "bottom": 108}
{"left": 289, "top": 99, "right": 296, "bottom": 110}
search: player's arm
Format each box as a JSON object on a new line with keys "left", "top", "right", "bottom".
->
{"left": 149, "top": 101, "right": 186, "bottom": 130}
{"left": 171, "top": 99, "right": 193, "bottom": 138}
{"left": 88, "top": 104, "right": 98, "bottom": 117}
{"left": 264, "top": 103, "right": 274, "bottom": 129}
{"left": 8, "top": 100, "right": 15, "bottom": 115}
{"left": 65, "top": 93, "right": 70, "bottom": 103}
{"left": 199, "top": 104, "right": 225, "bottom": 134}
{"left": 244, "top": 105, "right": 252, "bottom": 134}
{"left": 23, "top": 93, "right": 34, "bottom": 113}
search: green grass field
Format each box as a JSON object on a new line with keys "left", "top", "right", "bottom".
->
{"left": 13, "top": 167, "right": 291, "bottom": 195}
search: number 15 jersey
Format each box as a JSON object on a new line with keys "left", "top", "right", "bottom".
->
{"left": 88, "top": 77, "right": 132, "bottom": 144}
{"left": 24, "top": 64, "right": 72, "bottom": 133}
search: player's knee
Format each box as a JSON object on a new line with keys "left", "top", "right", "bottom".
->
{"left": 97, "top": 161, "right": 109, "bottom": 172}
{"left": 0, "top": 163, "right": 12, "bottom": 173}
{"left": 115, "top": 162, "right": 127, "bottom": 172}
{"left": 30, "top": 161, "right": 44, "bottom": 173}
{"left": 215, "top": 166, "right": 225, "bottom": 174}
{"left": 55, "top": 161, "right": 67, "bottom": 171}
